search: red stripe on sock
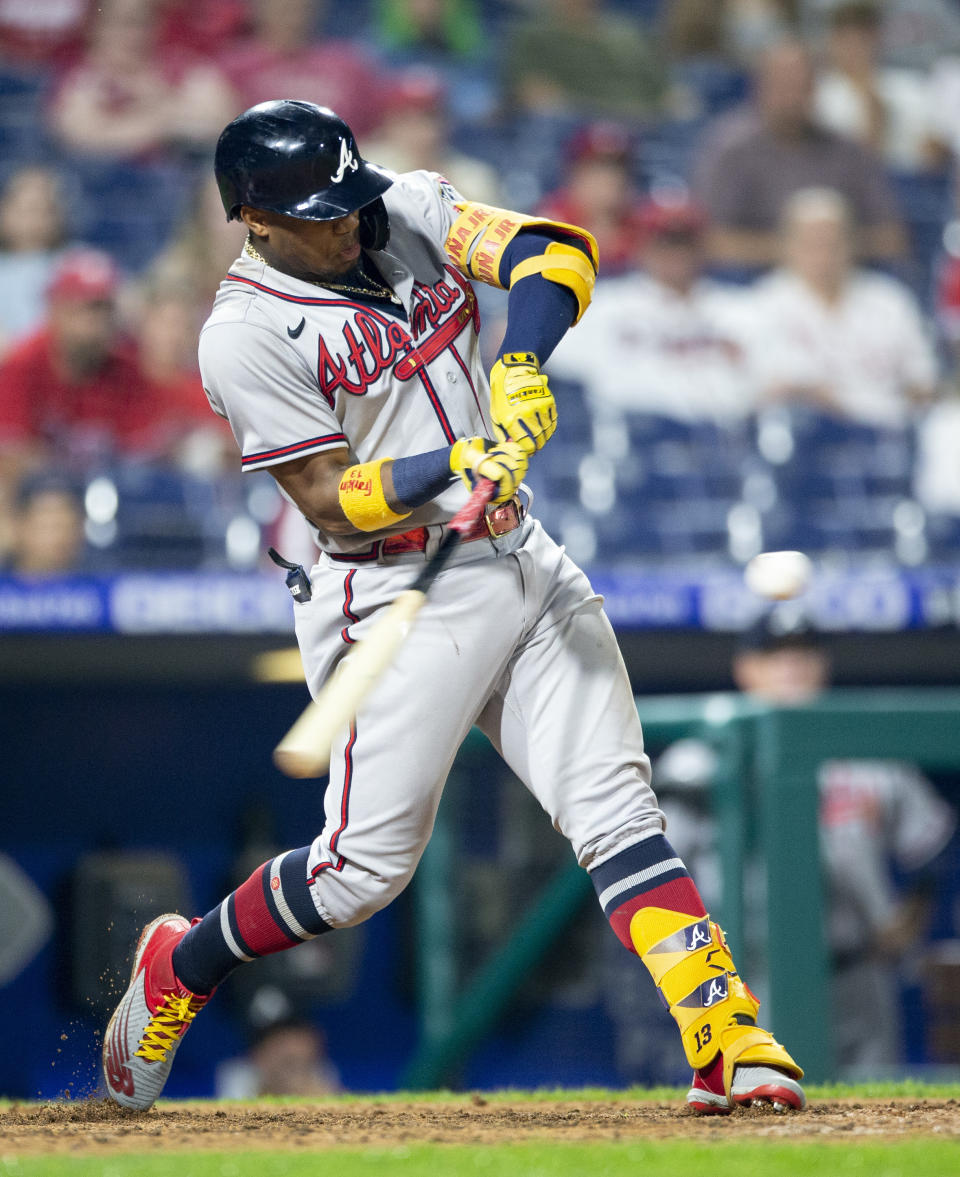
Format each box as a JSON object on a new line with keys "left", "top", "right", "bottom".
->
{"left": 608, "top": 875, "right": 707, "bottom": 953}
{"left": 233, "top": 862, "right": 300, "bottom": 956}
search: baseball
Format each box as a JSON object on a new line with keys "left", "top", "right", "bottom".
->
{"left": 744, "top": 550, "right": 813, "bottom": 600}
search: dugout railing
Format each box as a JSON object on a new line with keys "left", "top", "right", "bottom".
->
{"left": 403, "top": 688, "right": 960, "bottom": 1088}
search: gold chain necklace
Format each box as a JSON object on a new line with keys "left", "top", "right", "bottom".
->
{"left": 244, "top": 236, "right": 401, "bottom": 305}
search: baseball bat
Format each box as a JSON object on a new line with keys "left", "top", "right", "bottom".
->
{"left": 273, "top": 478, "right": 497, "bottom": 778}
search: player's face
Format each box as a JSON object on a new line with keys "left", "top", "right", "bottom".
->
{"left": 241, "top": 206, "right": 363, "bottom": 282}
{"left": 732, "top": 648, "right": 830, "bottom": 705}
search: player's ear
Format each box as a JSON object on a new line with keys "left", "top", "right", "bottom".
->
{"left": 240, "top": 205, "right": 270, "bottom": 239}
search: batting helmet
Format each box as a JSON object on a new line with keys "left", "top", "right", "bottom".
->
{"left": 214, "top": 100, "right": 393, "bottom": 248}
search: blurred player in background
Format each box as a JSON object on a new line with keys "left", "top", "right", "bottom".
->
{"left": 732, "top": 611, "right": 956, "bottom": 1073}
{"left": 216, "top": 1016, "right": 341, "bottom": 1098}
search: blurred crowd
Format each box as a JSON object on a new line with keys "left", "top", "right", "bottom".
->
{"left": 1, "top": 0, "right": 960, "bottom": 574}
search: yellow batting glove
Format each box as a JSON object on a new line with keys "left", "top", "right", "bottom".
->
{"left": 489, "top": 352, "right": 557, "bottom": 455}
{"left": 450, "top": 436, "right": 529, "bottom": 504}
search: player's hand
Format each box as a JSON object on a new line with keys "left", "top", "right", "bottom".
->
{"left": 450, "top": 436, "right": 529, "bottom": 504}
{"left": 489, "top": 352, "right": 557, "bottom": 455}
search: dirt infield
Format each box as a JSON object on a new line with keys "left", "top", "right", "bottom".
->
{"left": 3, "top": 1096, "right": 959, "bottom": 1156}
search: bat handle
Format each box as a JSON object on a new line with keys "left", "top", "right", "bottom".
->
{"left": 447, "top": 477, "right": 497, "bottom": 536}
{"left": 409, "top": 479, "right": 499, "bottom": 595}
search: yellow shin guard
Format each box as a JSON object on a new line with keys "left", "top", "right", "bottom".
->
{"left": 630, "top": 908, "right": 803, "bottom": 1098}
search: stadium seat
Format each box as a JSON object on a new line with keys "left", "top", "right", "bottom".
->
{"left": 85, "top": 464, "right": 219, "bottom": 569}
{"left": 756, "top": 408, "right": 916, "bottom": 555}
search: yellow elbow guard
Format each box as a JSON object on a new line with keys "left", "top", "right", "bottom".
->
{"left": 338, "top": 459, "right": 412, "bottom": 533}
{"left": 509, "top": 241, "right": 596, "bottom": 324}
{"left": 444, "top": 201, "right": 599, "bottom": 293}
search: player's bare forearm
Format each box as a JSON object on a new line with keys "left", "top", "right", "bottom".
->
{"left": 270, "top": 447, "right": 358, "bottom": 535}
{"left": 271, "top": 447, "right": 437, "bottom": 536}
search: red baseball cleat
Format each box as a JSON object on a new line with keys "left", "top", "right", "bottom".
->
{"left": 687, "top": 1053, "right": 806, "bottom": 1114}
{"left": 102, "top": 914, "right": 212, "bottom": 1110}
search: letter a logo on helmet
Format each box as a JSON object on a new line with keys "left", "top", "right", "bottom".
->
{"left": 214, "top": 100, "right": 393, "bottom": 225}
{"left": 332, "top": 138, "right": 359, "bottom": 184}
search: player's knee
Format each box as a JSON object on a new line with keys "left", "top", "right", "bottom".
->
{"left": 331, "top": 861, "right": 417, "bottom": 927}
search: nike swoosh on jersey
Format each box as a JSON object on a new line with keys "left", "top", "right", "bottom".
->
{"left": 287, "top": 317, "right": 306, "bottom": 339}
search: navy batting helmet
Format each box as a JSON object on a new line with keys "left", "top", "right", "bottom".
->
{"left": 214, "top": 100, "right": 393, "bottom": 246}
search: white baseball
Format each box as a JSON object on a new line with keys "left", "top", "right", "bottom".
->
{"left": 744, "top": 550, "right": 813, "bottom": 600}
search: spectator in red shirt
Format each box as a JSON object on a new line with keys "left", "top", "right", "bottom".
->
{"left": 218, "top": 0, "right": 386, "bottom": 138}
{"left": 0, "top": 248, "right": 205, "bottom": 469}
{"left": 156, "top": 0, "right": 249, "bottom": 57}
{"left": 49, "top": 0, "right": 236, "bottom": 161}
{"left": 536, "top": 122, "right": 646, "bottom": 278}
{"left": 134, "top": 281, "right": 235, "bottom": 471}
{"left": 0, "top": 0, "right": 90, "bottom": 71}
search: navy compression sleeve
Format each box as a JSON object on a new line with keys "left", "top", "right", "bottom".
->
{"left": 390, "top": 446, "right": 455, "bottom": 509}
{"left": 497, "top": 231, "right": 583, "bottom": 362}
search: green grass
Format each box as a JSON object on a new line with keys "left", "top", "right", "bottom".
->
{"left": 5, "top": 1084, "right": 959, "bottom": 1176}
{"left": 7, "top": 1141, "right": 960, "bottom": 1177}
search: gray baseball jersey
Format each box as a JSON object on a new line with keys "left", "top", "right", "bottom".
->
{"left": 198, "top": 169, "right": 663, "bottom": 930}
{"left": 199, "top": 170, "right": 491, "bottom": 555}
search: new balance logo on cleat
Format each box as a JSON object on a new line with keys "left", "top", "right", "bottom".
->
{"left": 103, "top": 1002, "right": 135, "bottom": 1098}
{"left": 102, "top": 914, "right": 213, "bottom": 1111}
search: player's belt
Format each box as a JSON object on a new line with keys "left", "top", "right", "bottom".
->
{"left": 381, "top": 497, "right": 523, "bottom": 555}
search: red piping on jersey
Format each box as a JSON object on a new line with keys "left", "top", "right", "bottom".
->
{"left": 414, "top": 367, "right": 456, "bottom": 443}
{"left": 242, "top": 433, "right": 347, "bottom": 467}
{"left": 340, "top": 569, "right": 358, "bottom": 644}
{"left": 227, "top": 272, "right": 458, "bottom": 444}
{"left": 226, "top": 274, "right": 404, "bottom": 311}
{"left": 449, "top": 341, "right": 485, "bottom": 424}
{"left": 311, "top": 721, "right": 357, "bottom": 877}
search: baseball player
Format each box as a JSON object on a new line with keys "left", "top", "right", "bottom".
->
{"left": 732, "top": 612, "right": 957, "bottom": 1073}
{"left": 102, "top": 100, "right": 805, "bottom": 1114}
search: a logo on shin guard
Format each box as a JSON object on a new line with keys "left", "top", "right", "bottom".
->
{"left": 702, "top": 976, "right": 729, "bottom": 1007}
{"left": 678, "top": 973, "right": 729, "bottom": 1009}
{"left": 650, "top": 918, "right": 713, "bottom": 956}
{"left": 685, "top": 920, "right": 712, "bottom": 951}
